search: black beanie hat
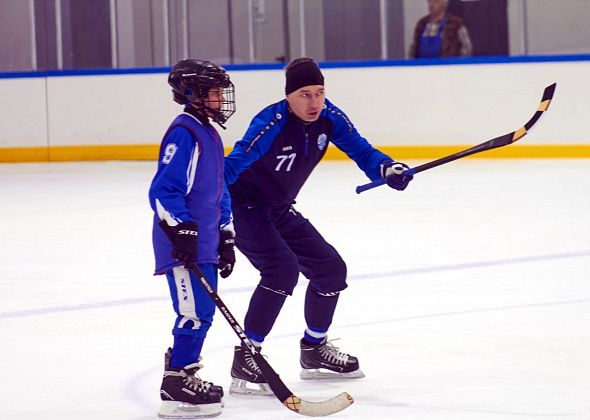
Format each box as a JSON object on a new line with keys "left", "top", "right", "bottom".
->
{"left": 285, "top": 58, "right": 324, "bottom": 95}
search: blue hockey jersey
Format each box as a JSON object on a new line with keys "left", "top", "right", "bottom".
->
{"left": 225, "top": 98, "right": 392, "bottom": 206}
{"left": 149, "top": 112, "right": 230, "bottom": 275}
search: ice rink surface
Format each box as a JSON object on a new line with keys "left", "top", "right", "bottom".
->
{"left": 1, "top": 159, "right": 589, "bottom": 420}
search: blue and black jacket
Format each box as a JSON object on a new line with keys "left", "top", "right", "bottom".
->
{"left": 149, "top": 111, "right": 231, "bottom": 275}
{"left": 225, "top": 98, "right": 392, "bottom": 207}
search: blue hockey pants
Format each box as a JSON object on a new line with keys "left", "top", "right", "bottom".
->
{"left": 232, "top": 203, "right": 347, "bottom": 343}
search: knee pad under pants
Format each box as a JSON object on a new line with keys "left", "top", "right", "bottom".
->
{"left": 303, "top": 252, "right": 348, "bottom": 295}
{"left": 258, "top": 254, "right": 300, "bottom": 296}
{"left": 166, "top": 264, "right": 218, "bottom": 338}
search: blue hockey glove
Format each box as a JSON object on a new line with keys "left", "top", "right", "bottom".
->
{"left": 381, "top": 161, "right": 413, "bottom": 191}
{"left": 218, "top": 229, "right": 235, "bottom": 278}
{"left": 171, "top": 221, "right": 199, "bottom": 264}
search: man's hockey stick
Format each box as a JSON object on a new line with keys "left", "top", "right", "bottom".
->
{"left": 160, "top": 221, "right": 353, "bottom": 417}
{"left": 356, "top": 82, "right": 557, "bottom": 194}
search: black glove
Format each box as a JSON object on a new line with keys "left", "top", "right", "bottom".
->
{"left": 218, "top": 229, "right": 236, "bottom": 278}
{"left": 381, "top": 161, "right": 413, "bottom": 191}
{"left": 171, "top": 221, "right": 199, "bottom": 265}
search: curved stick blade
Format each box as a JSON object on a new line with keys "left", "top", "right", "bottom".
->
{"left": 253, "top": 352, "right": 354, "bottom": 417}
{"left": 511, "top": 82, "right": 556, "bottom": 142}
{"left": 284, "top": 392, "right": 354, "bottom": 417}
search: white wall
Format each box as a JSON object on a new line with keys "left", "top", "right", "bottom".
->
{"left": 320, "top": 61, "right": 587, "bottom": 145}
{"left": 44, "top": 73, "right": 175, "bottom": 147}
{"left": 0, "top": 60, "right": 588, "bottom": 152}
{"left": 0, "top": 77, "right": 47, "bottom": 147}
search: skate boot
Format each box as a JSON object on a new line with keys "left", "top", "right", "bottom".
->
{"left": 229, "top": 345, "right": 273, "bottom": 396}
{"left": 159, "top": 352, "right": 223, "bottom": 418}
{"left": 164, "top": 348, "right": 224, "bottom": 399}
{"left": 300, "top": 337, "right": 365, "bottom": 380}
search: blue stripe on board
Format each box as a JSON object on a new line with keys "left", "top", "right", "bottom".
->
{"left": 1, "top": 54, "right": 590, "bottom": 79}
{"left": 0, "top": 66, "right": 171, "bottom": 79}
{"left": 1, "top": 249, "right": 589, "bottom": 319}
{"left": 318, "top": 54, "right": 590, "bottom": 69}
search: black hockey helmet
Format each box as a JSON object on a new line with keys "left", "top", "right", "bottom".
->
{"left": 168, "top": 58, "right": 235, "bottom": 126}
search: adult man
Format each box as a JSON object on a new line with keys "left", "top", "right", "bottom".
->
{"left": 149, "top": 58, "right": 237, "bottom": 418}
{"left": 224, "top": 57, "right": 413, "bottom": 395}
{"left": 409, "top": 0, "right": 473, "bottom": 58}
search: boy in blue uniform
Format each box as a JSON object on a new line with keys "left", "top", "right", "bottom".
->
{"left": 224, "top": 57, "right": 413, "bottom": 395}
{"left": 149, "top": 59, "right": 236, "bottom": 418}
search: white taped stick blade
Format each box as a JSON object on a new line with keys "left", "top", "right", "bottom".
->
{"left": 284, "top": 392, "right": 354, "bottom": 417}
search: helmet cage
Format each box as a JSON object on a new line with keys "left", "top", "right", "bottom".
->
{"left": 183, "top": 75, "right": 235, "bottom": 126}
{"left": 168, "top": 60, "right": 236, "bottom": 126}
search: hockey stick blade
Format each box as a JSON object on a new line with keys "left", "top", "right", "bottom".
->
{"left": 159, "top": 221, "right": 354, "bottom": 417}
{"left": 356, "top": 82, "right": 557, "bottom": 194}
{"left": 252, "top": 351, "right": 354, "bottom": 417}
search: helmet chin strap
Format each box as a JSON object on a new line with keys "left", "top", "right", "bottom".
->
{"left": 202, "top": 104, "right": 228, "bottom": 129}
{"left": 211, "top": 117, "right": 227, "bottom": 130}
{"left": 187, "top": 102, "right": 228, "bottom": 130}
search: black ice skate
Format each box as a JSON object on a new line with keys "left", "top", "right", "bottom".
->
{"left": 300, "top": 338, "right": 365, "bottom": 380}
{"left": 159, "top": 351, "right": 223, "bottom": 418}
{"left": 164, "top": 348, "right": 224, "bottom": 399}
{"left": 229, "top": 345, "right": 273, "bottom": 396}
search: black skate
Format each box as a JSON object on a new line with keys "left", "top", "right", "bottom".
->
{"left": 229, "top": 345, "right": 273, "bottom": 396}
{"left": 300, "top": 338, "right": 365, "bottom": 380}
{"left": 159, "top": 350, "right": 223, "bottom": 418}
{"left": 164, "top": 348, "right": 224, "bottom": 399}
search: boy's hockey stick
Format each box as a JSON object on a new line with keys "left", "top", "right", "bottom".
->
{"left": 160, "top": 221, "right": 354, "bottom": 417}
{"left": 356, "top": 82, "right": 557, "bottom": 194}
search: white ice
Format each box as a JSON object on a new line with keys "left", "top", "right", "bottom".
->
{"left": 1, "top": 159, "right": 589, "bottom": 420}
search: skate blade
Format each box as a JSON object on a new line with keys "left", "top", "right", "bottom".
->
{"left": 300, "top": 368, "right": 366, "bottom": 380}
{"left": 158, "top": 400, "right": 222, "bottom": 418}
{"left": 229, "top": 378, "right": 273, "bottom": 396}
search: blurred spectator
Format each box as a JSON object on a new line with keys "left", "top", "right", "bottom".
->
{"left": 409, "top": 0, "right": 473, "bottom": 58}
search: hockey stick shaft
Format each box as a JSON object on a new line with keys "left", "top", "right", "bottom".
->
{"left": 356, "top": 82, "right": 556, "bottom": 194}
{"left": 159, "top": 221, "right": 353, "bottom": 416}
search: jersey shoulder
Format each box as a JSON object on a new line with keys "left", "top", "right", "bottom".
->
{"left": 322, "top": 98, "right": 355, "bottom": 134}
{"left": 240, "top": 100, "right": 289, "bottom": 150}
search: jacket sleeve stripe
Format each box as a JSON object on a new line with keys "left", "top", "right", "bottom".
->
{"left": 155, "top": 199, "right": 181, "bottom": 226}
{"left": 186, "top": 142, "right": 200, "bottom": 194}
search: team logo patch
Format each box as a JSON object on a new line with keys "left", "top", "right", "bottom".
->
{"left": 317, "top": 133, "right": 327, "bottom": 151}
